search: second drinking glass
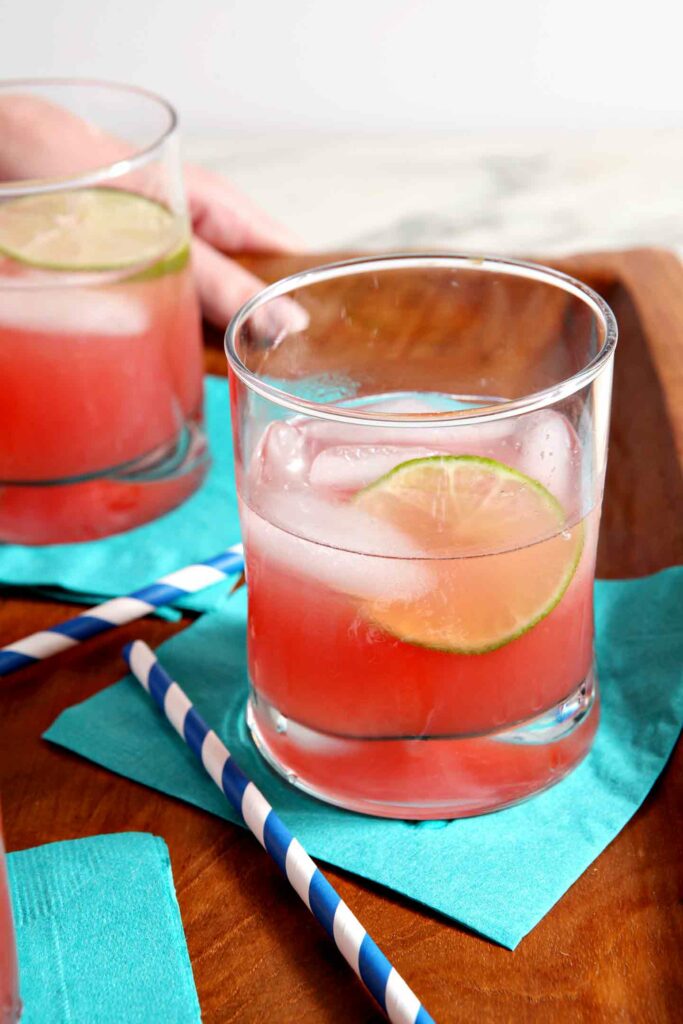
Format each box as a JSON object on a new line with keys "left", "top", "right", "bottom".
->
{"left": 0, "top": 79, "right": 207, "bottom": 544}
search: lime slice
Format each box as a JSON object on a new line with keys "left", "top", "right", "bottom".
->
{"left": 0, "top": 188, "right": 185, "bottom": 273}
{"left": 355, "top": 455, "right": 583, "bottom": 653}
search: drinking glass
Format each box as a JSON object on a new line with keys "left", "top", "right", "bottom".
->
{"left": 0, "top": 809, "right": 20, "bottom": 1023}
{"left": 225, "top": 254, "right": 617, "bottom": 819}
{"left": 0, "top": 79, "right": 208, "bottom": 544}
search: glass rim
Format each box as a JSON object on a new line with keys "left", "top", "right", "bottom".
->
{"left": 0, "top": 77, "right": 177, "bottom": 198}
{"left": 225, "top": 253, "right": 618, "bottom": 427}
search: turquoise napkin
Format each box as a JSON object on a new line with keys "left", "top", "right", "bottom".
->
{"left": 45, "top": 567, "right": 683, "bottom": 949}
{"left": 6, "top": 832, "right": 200, "bottom": 1023}
{"left": 0, "top": 376, "right": 238, "bottom": 615}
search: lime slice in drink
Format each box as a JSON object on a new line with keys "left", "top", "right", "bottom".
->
{"left": 355, "top": 455, "right": 583, "bottom": 653}
{"left": 0, "top": 188, "right": 185, "bottom": 273}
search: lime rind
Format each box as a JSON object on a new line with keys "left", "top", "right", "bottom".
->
{"left": 356, "top": 454, "right": 584, "bottom": 654}
{"left": 128, "top": 242, "right": 190, "bottom": 282}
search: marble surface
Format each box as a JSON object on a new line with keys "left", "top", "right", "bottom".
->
{"left": 185, "top": 129, "right": 683, "bottom": 256}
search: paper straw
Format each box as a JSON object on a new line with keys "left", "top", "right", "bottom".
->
{"left": 0, "top": 545, "right": 244, "bottom": 678}
{"left": 123, "top": 640, "right": 435, "bottom": 1024}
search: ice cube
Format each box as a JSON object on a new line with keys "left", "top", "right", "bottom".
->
{"left": 251, "top": 421, "right": 310, "bottom": 487}
{"left": 309, "top": 445, "right": 440, "bottom": 493}
{"left": 297, "top": 406, "right": 512, "bottom": 454}
{"left": 295, "top": 396, "right": 444, "bottom": 451}
{"left": 299, "top": 417, "right": 405, "bottom": 449}
{"left": 0, "top": 287, "right": 148, "bottom": 336}
{"left": 411, "top": 417, "right": 513, "bottom": 455}
{"left": 258, "top": 489, "right": 423, "bottom": 556}
{"left": 513, "top": 411, "right": 580, "bottom": 509}
{"left": 242, "top": 493, "right": 432, "bottom": 601}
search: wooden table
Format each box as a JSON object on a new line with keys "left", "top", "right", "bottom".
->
{"left": 1, "top": 250, "right": 682, "bottom": 1023}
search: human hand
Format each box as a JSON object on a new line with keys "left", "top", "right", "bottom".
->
{"left": 0, "top": 93, "right": 302, "bottom": 328}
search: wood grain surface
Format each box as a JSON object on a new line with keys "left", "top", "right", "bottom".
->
{"left": 1, "top": 249, "right": 682, "bottom": 1023}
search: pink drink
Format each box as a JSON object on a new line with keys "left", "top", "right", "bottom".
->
{"left": 242, "top": 400, "right": 600, "bottom": 818}
{"left": 0, "top": 253, "right": 206, "bottom": 544}
{"left": 0, "top": 81, "right": 208, "bottom": 545}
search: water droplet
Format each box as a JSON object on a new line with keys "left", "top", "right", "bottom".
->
{"left": 561, "top": 529, "right": 571, "bottom": 540}
{"left": 275, "top": 715, "right": 288, "bottom": 734}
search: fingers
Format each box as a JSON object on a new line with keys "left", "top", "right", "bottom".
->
{"left": 192, "top": 236, "right": 309, "bottom": 336}
{"left": 184, "top": 162, "right": 303, "bottom": 255}
{"left": 192, "top": 237, "right": 265, "bottom": 328}
{"left": 0, "top": 94, "right": 126, "bottom": 181}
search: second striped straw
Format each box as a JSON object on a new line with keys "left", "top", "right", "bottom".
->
{"left": 0, "top": 544, "right": 244, "bottom": 678}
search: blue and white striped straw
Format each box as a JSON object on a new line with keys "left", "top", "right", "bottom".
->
{"left": 0, "top": 545, "right": 244, "bottom": 678}
{"left": 123, "top": 640, "right": 435, "bottom": 1024}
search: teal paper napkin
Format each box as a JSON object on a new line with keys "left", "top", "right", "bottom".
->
{"left": 45, "top": 569, "right": 683, "bottom": 949}
{"left": 0, "top": 376, "right": 238, "bottom": 615}
{"left": 6, "top": 832, "right": 200, "bottom": 1023}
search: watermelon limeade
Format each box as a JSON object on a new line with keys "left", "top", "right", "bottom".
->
{"left": 0, "top": 189, "right": 207, "bottom": 544}
{"left": 241, "top": 397, "right": 599, "bottom": 818}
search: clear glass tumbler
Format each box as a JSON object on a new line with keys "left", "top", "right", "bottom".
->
{"left": 225, "top": 254, "right": 617, "bottom": 819}
{"left": 0, "top": 809, "right": 20, "bottom": 1023}
{"left": 0, "top": 79, "right": 208, "bottom": 544}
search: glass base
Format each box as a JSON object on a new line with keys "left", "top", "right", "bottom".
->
{"left": 0, "top": 416, "right": 209, "bottom": 544}
{"left": 247, "top": 671, "right": 599, "bottom": 819}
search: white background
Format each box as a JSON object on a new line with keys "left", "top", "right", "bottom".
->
{"left": 1, "top": 0, "right": 681, "bottom": 134}
{"left": 2, "top": 0, "right": 681, "bottom": 252}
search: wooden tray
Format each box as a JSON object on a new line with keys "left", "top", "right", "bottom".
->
{"left": 2, "top": 248, "right": 682, "bottom": 1023}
